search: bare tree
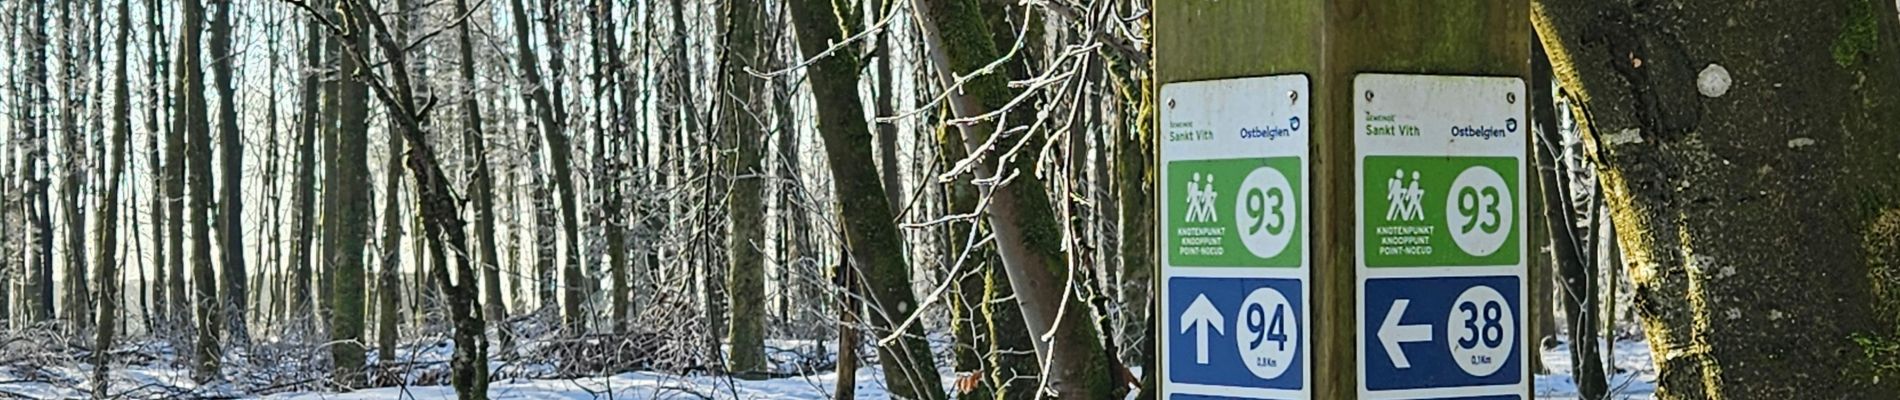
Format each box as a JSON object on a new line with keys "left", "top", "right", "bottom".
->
{"left": 785, "top": 0, "right": 946, "bottom": 397}
{"left": 89, "top": 0, "right": 132, "bottom": 395}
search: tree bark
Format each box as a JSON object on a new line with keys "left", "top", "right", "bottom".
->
{"left": 504, "top": 0, "right": 580, "bottom": 331}
{"left": 327, "top": 0, "right": 373, "bottom": 388}
{"left": 1533, "top": 0, "right": 1900, "bottom": 397}
{"left": 310, "top": 0, "right": 492, "bottom": 395}
{"left": 57, "top": 0, "right": 93, "bottom": 332}
{"left": 375, "top": 119, "right": 404, "bottom": 370}
{"left": 174, "top": 0, "right": 222, "bottom": 381}
{"left": 718, "top": 0, "right": 768, "bottom": 376}
{"left": 534, "top": 0, "right": 587, "bottom": 334}
{"left": 913, "top": 0, "right": 1117, "bottom": 396}
{"left": 21, "top": 0, "right": 52, "bottom": 325}
{"left": 785, "top": 0, "right": 946, "bottom": 398}
{"left": 90, "top": 0, "right": 130, "bottom": 394}
{"left": 209, "top": 0, "right": 247, "bottom": 347}
{"left": 455, "top": 0, "right": 509, "bottom": 352}
{"left": 288, "top": 10, "right": 321, "bottom": 329}
{"left": 144, "top": 0, "right": 168, "bottom": 333}
{"left": 871, "top": 0, "right": 903, "bottom": 214}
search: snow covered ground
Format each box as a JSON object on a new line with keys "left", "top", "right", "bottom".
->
{"left": 266, "top": 369, "right": 896, "bottom": 400}
{"left": 260, "top": 340, "right": 1660, "bottom": 399}
{"left": 0, "top": 337, "right": 1659, "bottom": 399}
{"left": 1535, "top": 339, "right": 1658, "bottom": 399}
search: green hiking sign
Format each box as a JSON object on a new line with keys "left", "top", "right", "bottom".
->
{"left": 1167, "top": 157, "right": 1304, "bottom": 268}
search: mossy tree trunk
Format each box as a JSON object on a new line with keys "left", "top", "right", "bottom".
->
{"left": 933, "top": 118, "right": 1040, "bottom": 399}
{"left": 718, "top": 0, "right": 769, "bottom": 376}
{"left": 913, "top": 0, "right": 1117, "bottom": 397}
{"left": 1533, "top": 0, "right": 1900, "bottom": 397}
{"left": 784, "top": 0, "right": 947, "bottom": 398}
{"left": 326, "top": 0, "right": 373, "bottom": 388}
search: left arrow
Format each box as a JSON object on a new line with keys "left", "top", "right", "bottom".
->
{"left": 1181, "top": 294, "right": 1225, "bottom": 364}
{"left": 1378, "top": 298, "right": 1433, "bottom": 369}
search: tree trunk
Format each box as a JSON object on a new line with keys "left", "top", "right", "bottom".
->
{"left": 833, "top": 253, "right": 860, "bottom": 400}
{"left": 871, "top": 0, "right": 903, "bottom": 214}
{"left": 288, "top": 11, "right": 321, "bottom": 329}
{"left": 22, "top": 0, "right": 52, "bottom": 325}
{"left": 208, "top": 0, "right": 247, "bottom": 347}
{"left": 258, "top": 14, "right": 284, "bottom": 334}
{"left": 503, "top": 0, "right": 561, "bottom": 327}
{"left": 1531, "top": 33, "right": 1605, "bottom": 398}
{"left": 785, "top": 1, "right": 946, "bottom": 398}
{"left": 913, "top": 0, "right": 1117, "bottom": 396}
{"left": 594, "top": 0, "right": 633, "bottom": 335}
{"left": 1533, "top": 0, "right": 1900, "bottom": 397}
{"left": 718, "top": 0, "right": 768, "bottom": 376}
{"left": 1112, "top": 55, "right": 1155, "bottom": 374}
{"left": 454, "top": 0, "right": 508, "bottom": 352}
{"left": 90, "top": 0, "right": 130, "bottom": 394}
{"left": 376, "top": 123, "right": 404, "bottom": 369}
{"left": 936, "top": 116, "right": 1039, "bottom": 398}
{"left": 57, "top": 0, "right": 93, "bottom": 333}
{"left": 527, "top": 0, "right": 586, "bottom": 334}
{"left": 317, "top": 0, "right": 491, "bottom": 394}
{"left": 327, "top": 0, "right": 373, "bottom": 388}
{"left": 144, "top": 0, "right": 168, "bottom": 333}
{"left": 174, "top": 0, "right": 222, "bottom": 381}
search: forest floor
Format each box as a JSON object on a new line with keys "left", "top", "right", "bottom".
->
{"left": 0, "top": 332, "right": 1657, "bottom": 399}
{"left": 1537, "top": 338, "right": 1659, "bottom": 399}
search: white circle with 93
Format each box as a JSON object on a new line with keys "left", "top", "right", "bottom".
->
{"left": 1234, "top": 166, "right": 1295, "bottom": 259}
{"left": 1445, "top": 165, "right": 1512, "bottom": 257}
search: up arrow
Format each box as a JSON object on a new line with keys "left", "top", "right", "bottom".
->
{"left": 1180, "top": 294, "right": 1225, "bottom": 364}
{"left": 1378, "top": 299, "right": 1433, "bottom": 369}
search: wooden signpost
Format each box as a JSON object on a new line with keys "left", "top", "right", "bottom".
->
{"left": 1155, "top": 1, "right": 1531, "bottom": 399}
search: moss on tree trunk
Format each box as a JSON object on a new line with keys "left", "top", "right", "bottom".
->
{"left": 1534, "top": 0, "right": 1900, "bottom": 397}
{"left": 785, "top": 0, "right": 946, "bottom": 398}
{"left": 720, "top": 0, "right": 768, "bottom": 375}
{"left": 914, "top": 0, "right": 1119, "bottom": 397}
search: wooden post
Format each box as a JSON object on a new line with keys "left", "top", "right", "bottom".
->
{"left": 1157, "top": 1, "right": 1529, "bottom": 398}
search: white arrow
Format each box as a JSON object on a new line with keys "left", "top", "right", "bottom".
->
{"left": 1378, "top": 299, "right": 1433, "bottom": 369}
{"left": 1180, "top": 294, "right": 1225, "bottom": 364}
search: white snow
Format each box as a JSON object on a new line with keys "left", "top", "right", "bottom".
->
{"left": 0, "top": 335, "right": 1659, "bottom": 399}
{"left": 265, "top": 369, "right": 895, "bottom": 400}
{"left": 1535, "top": 339, "right": 1658, "bottom": 399}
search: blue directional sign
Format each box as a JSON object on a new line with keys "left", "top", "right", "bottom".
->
{"left": 1354, "top": 74, "right": 1529, "bottom": 399}
{"left": 1168, "top": 277, "right": 1305, "bottom": 390}
{"left": 1160, "top": 76, "right": 1311, "bottom": 399}
{"left": 1362, "top": 276, "right": 1521, "bottom": 390}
